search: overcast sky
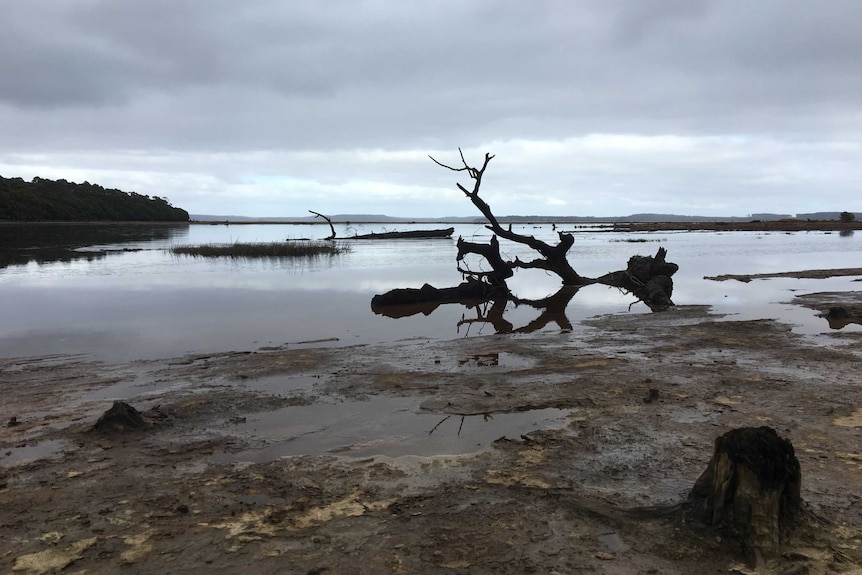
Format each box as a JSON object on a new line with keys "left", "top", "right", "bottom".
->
{"left": 1, "top": 0, "right": 860, "bottom": 218}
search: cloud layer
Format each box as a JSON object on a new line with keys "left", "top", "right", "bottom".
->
{"left": 2, "top": 0, "right": 860, "bottom": 217}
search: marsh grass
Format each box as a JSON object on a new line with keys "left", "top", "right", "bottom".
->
{"left": 170, "top": 240, "right": 349, "bottom": 259}
{"left": 609, "top": 238, "right": 662, "bottom": 243}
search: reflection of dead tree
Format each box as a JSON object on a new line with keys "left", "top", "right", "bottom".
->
{"left": 457, "top": 300, "right": 513, "bottom": 335}
{"left": 427, "top": 414, "right": 467, "bottom": 436}
{"left": 455, "top": 286, "right": 579, "bottom": 335}
{"left": 309, "top": 210, "right": 336, "bottom": 240}
{"left": 427, "top": 415, "right": 451, "bottom": 435}
{"left": 511, "top": 286, "right": 578, "bottom": 332}
{"left": 427, "top": 412, "right": 495, "bottom": 437}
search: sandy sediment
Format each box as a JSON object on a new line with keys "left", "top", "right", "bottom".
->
{"left": 1, "top": 296, "right": 861, "bottom": 573}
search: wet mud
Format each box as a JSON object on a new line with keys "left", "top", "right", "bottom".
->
{"left": 2, "top": 300, "right": 862, "bottom": 573}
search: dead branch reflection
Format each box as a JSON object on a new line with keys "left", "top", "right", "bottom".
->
{"left": 428, "top": 412, "right": 496, "bottom": 437}
{"left": 373, "top": 285, "right": 582, "bottom": 336}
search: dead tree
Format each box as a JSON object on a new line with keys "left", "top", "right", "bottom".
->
{"left": 430, "top": 150, "right": 587, "bottom": 286}
{"left": 372, "top": 150, "right": 677, "bottom": 313}
{"left": 309, "top": 210, "right": 336, "bottom": 240}
{"left": 688, "top": 426, "right": 802, "bottom": 567}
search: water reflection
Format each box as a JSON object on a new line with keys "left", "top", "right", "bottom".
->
{"left": 819, "top": 307, "right": 859, "bottom": 329}
{"left": 0, "top": 223, "right": 189, "bottom": 268}
{"left": 373, "top": 285, "right": 588, "bottom": 335}
{"left": 2, "top": 222, "right": 861, "bottom": 360}
{"left": 215, "top": 395, "right": 569, "bottom": 461}
{"left": 458, "top": 287, "right": 582, "bottom": 334}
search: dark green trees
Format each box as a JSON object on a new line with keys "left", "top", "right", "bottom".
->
{"left": 0, "top": 176, "right": 189, "bottom": 222}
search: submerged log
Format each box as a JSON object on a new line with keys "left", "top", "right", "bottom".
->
{"left": 688, "top": 426, "right": 802, "bottom": 566}
{"left": 348, "top": 228, "right": 455, "bottom": 240}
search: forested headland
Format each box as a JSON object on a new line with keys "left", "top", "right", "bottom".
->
{"left": 0, "top": 175, "right": 189, "bottom": 222}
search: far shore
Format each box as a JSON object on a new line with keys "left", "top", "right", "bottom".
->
{"left": 3, "top": 219, "right": 862, "bottom": 233}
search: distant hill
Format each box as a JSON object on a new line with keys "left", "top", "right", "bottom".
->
{"left": 190, "top": 213, "right": 481, "bottom": 223}
{"left": 0, "top": 176, "right": 189, "bottom": 222}
{"left": 191, "top": 212, "right": 837, "bottom": 224}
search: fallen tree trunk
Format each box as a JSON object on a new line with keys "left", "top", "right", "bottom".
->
{"left": 431, "top": 150, "right": 586, "bottom": 286}
{"left": 348, "top": 227, "right": 455, "bottom": 240}
{"left": 371, "top": 278, "right": 508, "bottom": 313}
{"left": 594, "top": 247, "right": 679, "bottom": 310}
{"left": 373, "top": 246, "right": 677, "bottom": 313}
{"left": 373, "top": 150, "right": 679, "bottom": 313}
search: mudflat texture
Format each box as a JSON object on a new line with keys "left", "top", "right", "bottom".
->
{"left": 2, "top": 304, "right": 861, "bottom": 574}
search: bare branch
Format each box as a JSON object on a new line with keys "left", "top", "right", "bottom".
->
{"left": 308, "top": 210, "right": 336, "bottom": 240}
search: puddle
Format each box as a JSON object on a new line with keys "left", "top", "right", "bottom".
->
{"left": 214, "top": 397, "right": 568, "bottom": 462}
{"left": 597, "top": 530, "right": 630, "bottom": 553}
{"left": 453, "top": 352, "right": 535, "bottom": 371}
{"left": 668, "top": 408, "right": 720, "bottom": 423}
{"left": 498, "top": 352, "right": 532, "bottom": 368}
{"left": 238, "top": 374, "right": 323, "bottom": 395}
{"left": 0, "top": 439, "right": 68, "bottom": 467}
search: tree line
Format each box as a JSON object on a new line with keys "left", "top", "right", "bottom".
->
{"left": 0, "top": 175, "right": 189, "bottom": 222}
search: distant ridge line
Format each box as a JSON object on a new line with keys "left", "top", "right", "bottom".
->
{"left": 190, "top": 212, "right": 858, "bottom": 224}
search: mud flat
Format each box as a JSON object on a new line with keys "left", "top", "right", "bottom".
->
{"left": 616, "top": 220, "right": 862, "bottom": 233}
{"left": 2, "top": 299, "right": 862, "bottom": 573}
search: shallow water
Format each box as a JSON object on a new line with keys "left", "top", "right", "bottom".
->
{"left": 1, "top": 223, "right": 861, "bottom": 361}
{"left": 215, "top": 398, "right": 570, "bottom": 461}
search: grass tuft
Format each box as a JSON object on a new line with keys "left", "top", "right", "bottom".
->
{"left": 609, "top": 238, "right": 662, "bottom": 243}
{"left": 170, "top": 241, "right": 349, "bottom": 259}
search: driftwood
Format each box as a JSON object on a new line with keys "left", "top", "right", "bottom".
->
{"left": 348, "top": 227, "right": 454, "bottom": 240}
{"left": 431, "top": 150, "right": 585, "bottom": 286}
{"left": 594, "top": 247, "right": 679, "bottom": 310}
{"left": 309, "top": 210, "right": 336, "bottom": 240}
{"left": 371, "top": 150, "right": 678, "bottom": 314}
{"left": 422, "top": 150, "right": 676, "bottom": 309}
{"left": 372, "top": 245, "right": 677, "bottom": 320}
{"left": 688, "top": 426, "right": 802, "bottom": 567}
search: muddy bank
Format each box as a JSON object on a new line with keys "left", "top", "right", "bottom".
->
{"left": 616, "top": 221, "right": 862, "bottom": 233}
{"left": 706, "top": 268, "right": 862, "bottom": 282}
{"left": 2, "top": 303, "right": 861, "bottom": 573}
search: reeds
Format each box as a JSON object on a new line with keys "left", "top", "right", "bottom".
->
{"left": 609, "top": 238, "right": 661, "bottom": 243}
{"left": 170, "top": 240, "right": 348, "bottom": 259}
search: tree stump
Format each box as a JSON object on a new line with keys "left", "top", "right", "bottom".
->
{"left": 92, "top": 401, "right": 149, "bottom": 433}
{"left": 689, "top": 426, "right": 801, "bottom": 566}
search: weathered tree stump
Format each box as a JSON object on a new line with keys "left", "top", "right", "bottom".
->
{"left": 689, "top": 426, "right": 802, "bottom": 566}
{"left": 92, "top": 401, "right": 148, "bottom": 433}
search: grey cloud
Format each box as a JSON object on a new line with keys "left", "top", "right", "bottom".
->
{"left": 0, "top": 0, "right": 860, "bottom": 217}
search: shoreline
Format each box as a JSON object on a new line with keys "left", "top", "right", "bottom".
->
{"left": 2, "top": 288, "right": 861, "bottom": 573}
{"left": 3, "top": 219, "right": 862, "bottom": 232}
